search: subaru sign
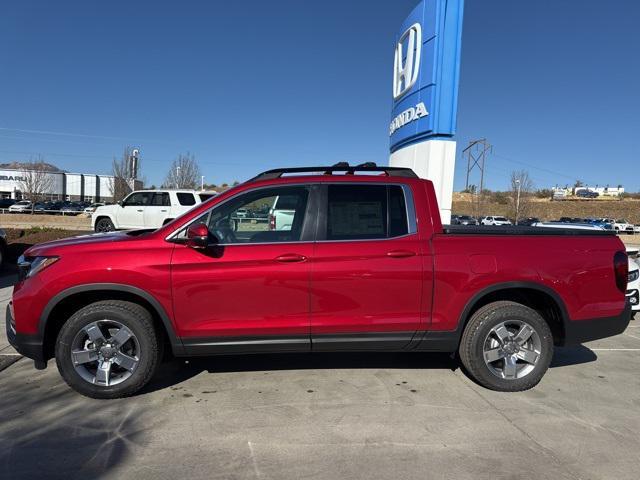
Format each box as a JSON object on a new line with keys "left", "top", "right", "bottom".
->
{"left": 390, "top": 0, "right": 464, "bottom": 152}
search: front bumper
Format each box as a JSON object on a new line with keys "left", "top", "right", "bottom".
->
{"left": 563, "top": 301, "right": 632, "bottom": 346}
{"left": 6, "top": 304, "right": 46, "bottom": 367}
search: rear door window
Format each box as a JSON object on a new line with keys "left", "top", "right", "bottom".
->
{"left": 177, "top": 193, "right": 196, "bottom": 206}
{"left": 324, "top": 184, "right": 410, "bottom": 241}
{"left": 151, "top": 192, "right": 170, "bottom": 206}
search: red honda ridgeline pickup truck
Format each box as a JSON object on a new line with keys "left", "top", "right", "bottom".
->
{"left": 7, "top": 164, "right": 631, "bottom": 398}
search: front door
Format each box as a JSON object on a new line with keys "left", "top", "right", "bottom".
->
{"left": 310, "top": 183, "right": 425, "bottom": 350}
{"left": 171, "top": 184, "right": 316, "bottom": 354}
{"left": 118, "top": 191, "right": 150, "bottom": 228}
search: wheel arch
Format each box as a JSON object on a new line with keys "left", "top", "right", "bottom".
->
{"left": 40, "top": 283, "right": 184, "bottom": 360}
{"left": 457, "top": 282, "right": 570, "bottom": 347}
{"left": 94, "top": 214, "right": 116, "bottom": 230}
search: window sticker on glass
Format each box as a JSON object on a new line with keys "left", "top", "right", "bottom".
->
{"left": 329, "top": 201, "right": 384, "bottom": 236}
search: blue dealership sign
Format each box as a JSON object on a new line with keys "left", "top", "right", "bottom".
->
{"left": 390, "top": 0, "right": 464, "bottom": 152}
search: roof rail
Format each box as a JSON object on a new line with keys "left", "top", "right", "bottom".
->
{"left": 247, "top": 162, "right": 418, "bottom": 182}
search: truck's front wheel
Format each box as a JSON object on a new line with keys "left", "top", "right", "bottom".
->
{"left": 95, "top": 217, "right": 115, "bottom": 232}
{"left": 55, "top": 300, "right": 161, "bottom": 399}
{"left": 459, "top": 301, "right": 553, "bottom": 392}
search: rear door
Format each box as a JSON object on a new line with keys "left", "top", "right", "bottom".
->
{"left": 143, "top": 192, "right": 170, "bottom": 228}
{"left": 310, "top": 183, "right": 425, "bottom": 350}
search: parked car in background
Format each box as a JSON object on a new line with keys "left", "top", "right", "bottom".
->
{"left": 83, "top": 203, "right": 105, "bottom": 215}
{"left": 454, "top": 215, "right": 479, "bottom": 226}
{"left": 269, "top": 194, "right": 305, "bottom": 231}
{"left": 92, "top": 189, "right": 211, "bottom": 232}
{"left": 480, "top": 215, "right": 512, "bottom": 226}
{"left": 576, "top": 189, "right": 599, "bottom": 198}
{"left": 611, "top": 219, "right": 634, "bottom": 234}
{"left": 517, "top": 217, "right": 540, "bottom": 226}
{"left": 0, "top": 198, "right": 16, "bottom": 209}
{"left": 634, "top": 225, "right": 640, "bottom": 235}
{"left": 8, "top": 200, "right": 32, "bottom": 213}
{"left": 33, "top": 203, "right": 47, "bottom": 214}
{"left": 60, "top": 203, "right": 83, "bottom": 215}
{"left": 234, "top": 208, "right": 249, "bottom": 218}
{"left": 8, "top": 162, "right": 631, "bottom": 398}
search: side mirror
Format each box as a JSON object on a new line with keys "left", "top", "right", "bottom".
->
{"left": 186, "top": 223, "right": 211, "bottom": 249}
{"left": 118, "top": 200, "right": 124, "bottom": 207}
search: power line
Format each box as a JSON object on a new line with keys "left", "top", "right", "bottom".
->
{"left": 0, "top": 126, "right": 183, "bottom": 146}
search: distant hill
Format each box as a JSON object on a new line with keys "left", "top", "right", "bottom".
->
{"left": 0, "top": 161, "right": 63, "bottom": 172}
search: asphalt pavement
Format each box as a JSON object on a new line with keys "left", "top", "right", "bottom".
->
{"left": 1, "top": 276, "right": 639, "bottom": 480}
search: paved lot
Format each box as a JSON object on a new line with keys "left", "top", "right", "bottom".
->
{"left": 1, "top": 278, "right": 640, "bottom": 480}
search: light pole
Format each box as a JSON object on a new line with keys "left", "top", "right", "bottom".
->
{"left": 201, "top": 175, "right": 204, "bottom": 191}
{"left": 515, "top": 178, "right": 521, "bottom": 225}
{"left": 175, "top": 166, "right": 180, "bottom": 189}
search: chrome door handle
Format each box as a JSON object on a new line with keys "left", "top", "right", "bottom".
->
{"left": 387, "top": 250, "right": 416, "bottom": 258}
{"left": 275, "top": 254, "right": 307, "bottom": 263}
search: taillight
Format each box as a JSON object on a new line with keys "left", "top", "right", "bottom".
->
{"left": 614, "top": 251, "right": 628, "bottom": 293}
{"left": 269, "top": 214, "right": 276, "bottom": 231}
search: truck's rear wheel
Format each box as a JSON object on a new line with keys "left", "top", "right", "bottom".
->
{"left": 459, "top": 301, "right": 553, "bottom": 392}
{"left": 95, "top": 217, "right": 115, "bottom": 232}
{"left": 55, "top": 300, "right": 161, "bottom": 399}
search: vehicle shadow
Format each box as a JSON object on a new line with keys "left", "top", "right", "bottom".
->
{"left": 0, "top": 361, "right": 147, "bottom": 479}
{"left": 142, "top": 351, "right": 459, "bottom": 394}
{"left": 142, "top": 345, "right": 598, "bottom": 395}
{"left": 550, "top": 345, "right": 597, "bottom": 368}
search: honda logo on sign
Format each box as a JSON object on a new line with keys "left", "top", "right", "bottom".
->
{"left": 393, "top": 23, "right": 422, "bottom": 100}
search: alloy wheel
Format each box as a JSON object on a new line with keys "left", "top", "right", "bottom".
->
{"left": 482, "top": 320, "right": 542, "bottom": 380}
{"left": 70, "top": 320, "right": 140, "bottom": 387}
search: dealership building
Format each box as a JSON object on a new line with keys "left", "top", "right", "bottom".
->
{"left": 0, "top": 168, "right": 117, "bottom": 203}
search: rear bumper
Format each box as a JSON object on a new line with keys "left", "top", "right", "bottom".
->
{"left": 6, "top": 304, "right": 46, "bottom": 366}
{"left": 563, "top": 302, "right": 632, "bottom": 346}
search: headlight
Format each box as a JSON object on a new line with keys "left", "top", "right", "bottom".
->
{"left": 18, "top": 255, "right": 59, "bottom": 279}
{"left": 628, "top": 270, "right": 639, "bottom": 283}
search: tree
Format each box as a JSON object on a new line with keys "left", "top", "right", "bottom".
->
{"left": 163, "top": 153, "right": 201, "bottom": 189}
{"left": 17, "top": 155, "right": 54, "bottom": 213}
{"left": 109, "top": 147, "right": 139, "bottom": 203}
{"left": 509, "top": 170, "right": 534, "bottom": 224}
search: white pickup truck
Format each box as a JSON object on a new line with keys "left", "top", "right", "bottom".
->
{"left": 92, "top": 189, "right": 216, "bottom": 232}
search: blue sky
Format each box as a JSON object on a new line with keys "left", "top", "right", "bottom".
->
{"left": 1, "top": 0, "right": 638, "bottom": 191}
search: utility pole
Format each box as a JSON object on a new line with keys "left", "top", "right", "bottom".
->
{"left": 176, "top": 166, "right": 180, "bottom": 189}
{"left": 463, "top": 139, "right": 492, "bottom": 192}
{"left": 201, "top": 175, "right": 204, "bottom": 191}
{"left": 463, "top": 139, "right": 492, "bottom": 218}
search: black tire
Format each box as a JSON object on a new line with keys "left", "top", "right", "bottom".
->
{"left": 55, "top": 300, "right": 161, "bottom": 399}
{"left": 95, "top": 217, "right": 115, "bottom": 232}
{"left": 459, "top": 301, "right": 554, "bottom": 392}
